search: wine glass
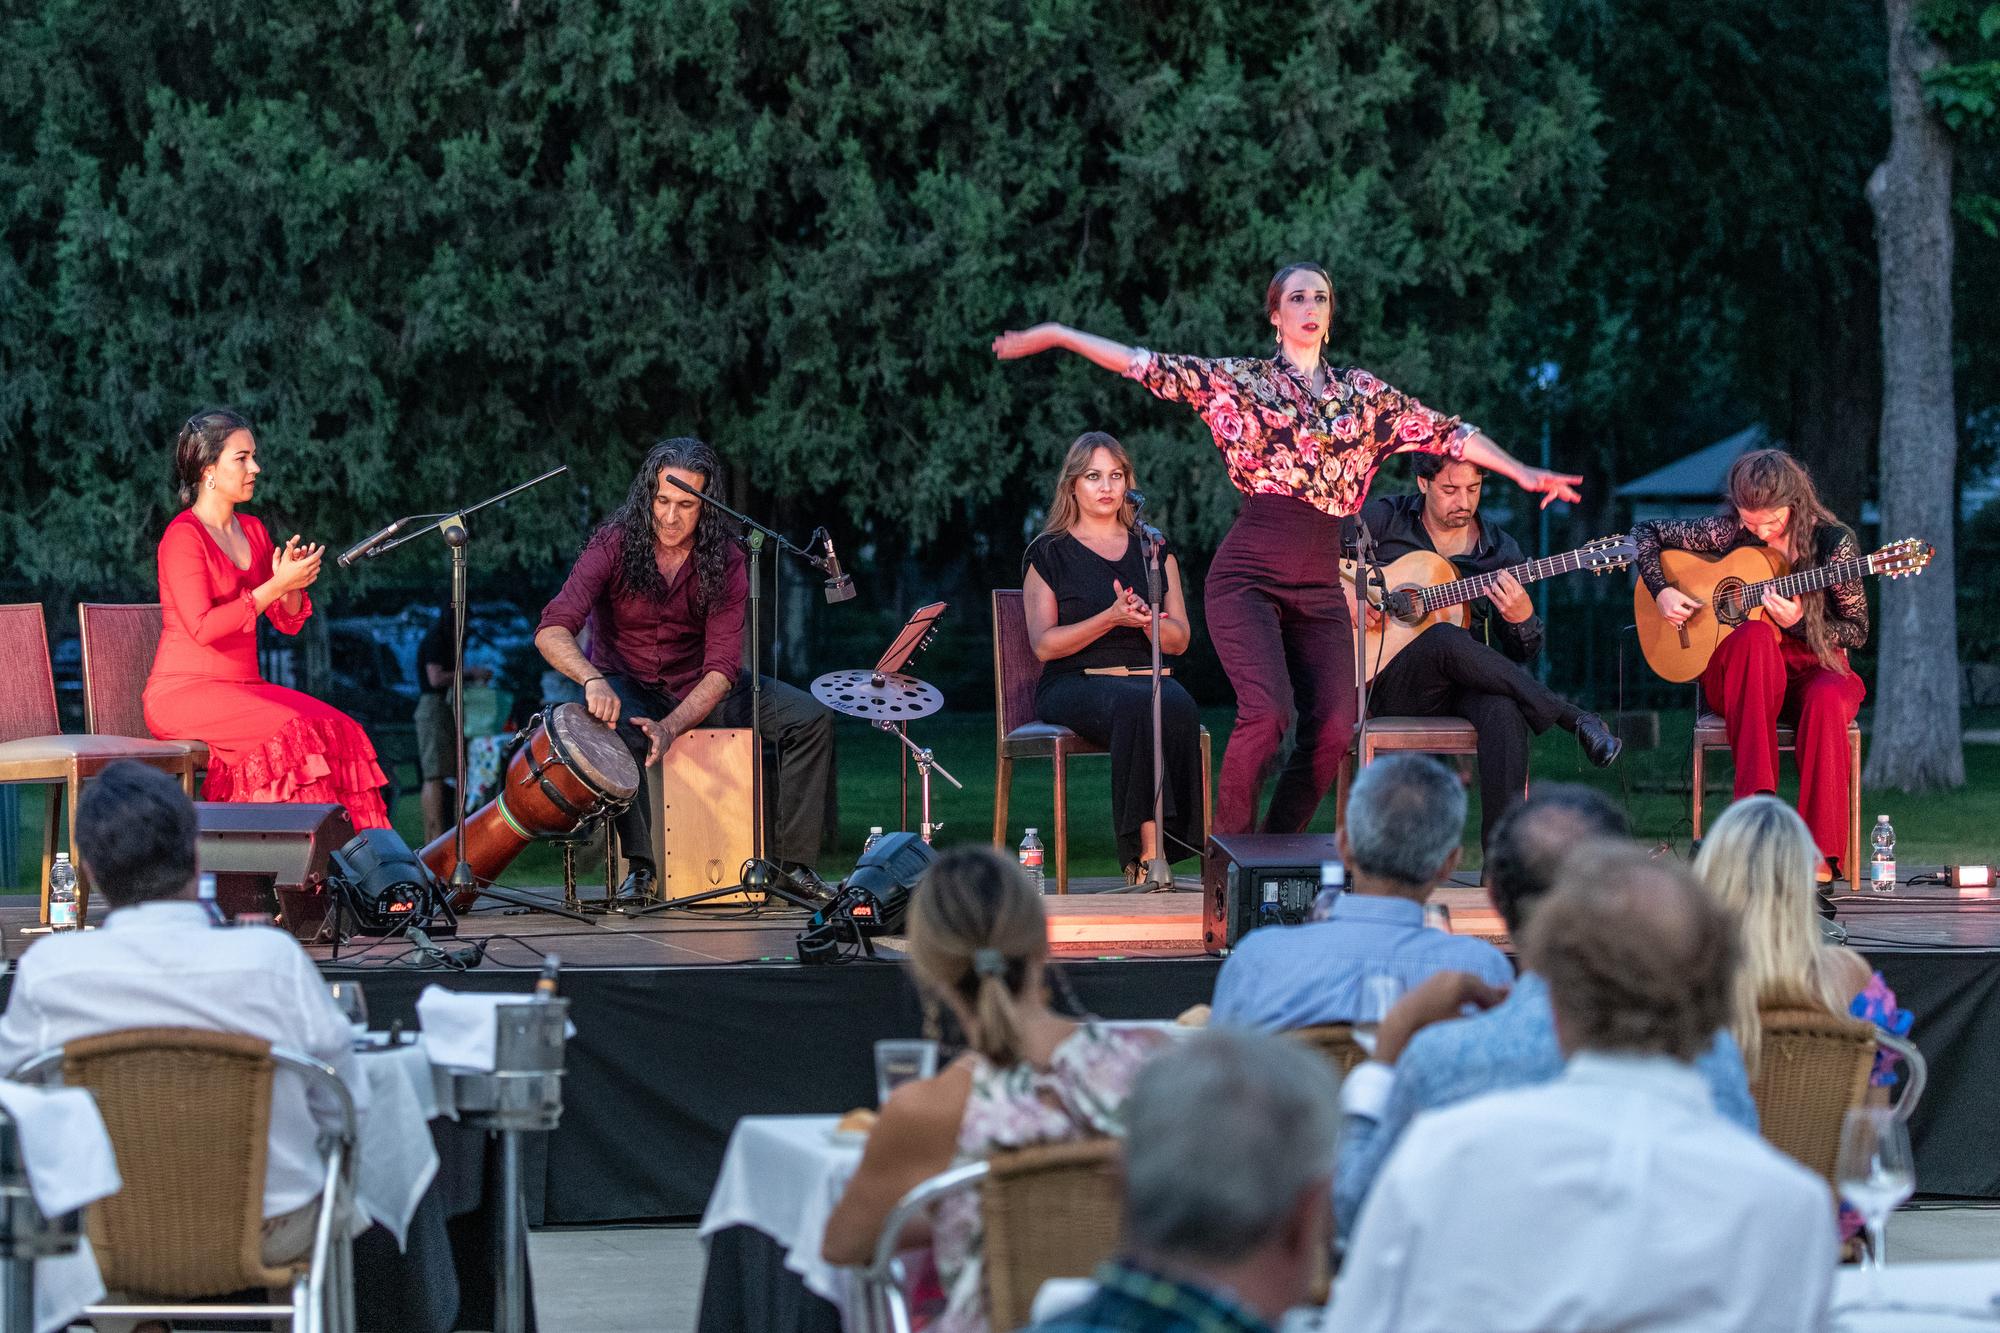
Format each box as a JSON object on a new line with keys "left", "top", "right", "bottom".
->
{"left": 326, "top": 982, "right": 370, "bottom": 1040}
{"left": 1351, "top": 974, "right": 1404, "bottom": 1056}
{"left": 1836, "top": 1106, "right": 1915, "bottom": 1304}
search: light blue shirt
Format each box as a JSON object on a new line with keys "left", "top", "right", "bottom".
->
{"left": 1333, "top": 971, "right": 1759, "bottom": 1236}
{"left": 1209, "top": 894, "right": 1515, "bottom": 1032}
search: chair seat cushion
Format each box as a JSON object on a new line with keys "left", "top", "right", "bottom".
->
{"left": 1362, "top": 717, "right": 1481, "bottom": 739}
{"left": 0, "top": 734, "right": 192, "bottom": 764}
{"left": 1002, "top": 722, "right": 1108, "bottom": 757}
{"left": 1694, "top": 713, "right": 1858, "bottom": 744}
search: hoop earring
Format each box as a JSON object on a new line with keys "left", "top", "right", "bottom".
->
{"left": 204, "top": 476, "right": 214, "bottom": 490}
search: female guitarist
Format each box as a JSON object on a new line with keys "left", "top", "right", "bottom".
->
{"left": 1634, "top": 449, "right": 1868, "bottom": 880}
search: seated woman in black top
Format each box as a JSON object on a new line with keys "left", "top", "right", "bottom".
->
{"left": 1024, "top": 432, "right": 1203, "bottom": 883}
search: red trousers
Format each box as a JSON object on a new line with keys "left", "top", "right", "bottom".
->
{"left": 1701, "top": 620, "right": 1865, "bottom": 865}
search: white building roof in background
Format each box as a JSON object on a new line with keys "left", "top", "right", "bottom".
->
{"left": 1614, "top": 424, "right": 1773, "bottom": 499}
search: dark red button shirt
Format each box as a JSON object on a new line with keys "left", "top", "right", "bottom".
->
{"left": 537, "top": 530, "right": 748, "bottom": 700}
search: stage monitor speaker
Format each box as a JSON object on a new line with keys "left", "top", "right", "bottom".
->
{"left": 196, "top": 802, "right": 354, "bottom": 941}
{"left": 650, "top": 727, "right": 762, "bottom": 905}
{"left": 1202, "top": 832, "right": 1340, "bottom": 955}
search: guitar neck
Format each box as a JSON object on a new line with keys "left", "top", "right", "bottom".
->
{"left": 1414, "top": 549, "right": 1587, "bottom": 615}
{"left": 1742, "top": 554, "right": 1874, "bottom": 603}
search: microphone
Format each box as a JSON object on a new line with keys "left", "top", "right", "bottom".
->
{"left": 816, "top": 528, "right": 857, "bottom": 603}
{"left": 337, "top": 517, "right": 410, "bottom": 569}
{"left": 1124, "top": 490, "right": 1165, "bottom": 546}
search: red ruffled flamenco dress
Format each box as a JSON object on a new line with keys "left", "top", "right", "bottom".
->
{"left": 143, "top": 510, "right": 391, "bottom": 830}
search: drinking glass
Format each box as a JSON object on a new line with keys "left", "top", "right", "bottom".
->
{"left": 1836, "top": 1106, "right": 1915, "bottom": 1303}
{"left": 874, "top": 1038, "right": 939, "bottom": 1107}
{"left": 1351, "top": 974, "right": 1405, "bottom": 1056}
{"left": 327, "top": 982, "right": 370, "bottom": 1038}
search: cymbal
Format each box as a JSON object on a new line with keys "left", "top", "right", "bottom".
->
{"left": 810, "top": 670, "right": 945, "bottom": 721}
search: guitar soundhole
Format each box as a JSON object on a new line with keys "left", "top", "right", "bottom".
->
{"left": 1712, "top": 577, "right": 1751, "bottom": 627}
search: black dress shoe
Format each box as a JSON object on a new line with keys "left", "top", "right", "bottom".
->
{"left": 780, "top": 863, "right": 838, "bottom": 904}
{"left": 1575, "top": 713, "right": 1623, "bottom": 768}
{"left": 617, "top": 865, "right": 656, "bottom": 903}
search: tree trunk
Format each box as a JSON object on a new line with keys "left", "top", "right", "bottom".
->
{"left": 1863, "top": 0, "right": 1964, "bottom": 791}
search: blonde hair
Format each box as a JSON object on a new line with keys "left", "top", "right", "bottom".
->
{"left": 1041, "top": 432, "right": 1139, "bottom": 538}
{"left": 905, "top": 846, "right": 1049, "bottom": 1067}
{"left": 1692, "top": 795, "right": 1853, "bottom": 1073}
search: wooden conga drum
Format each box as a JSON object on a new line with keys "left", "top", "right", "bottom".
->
{"left": 421, "top": 703, "right": 640, "bottom": 909}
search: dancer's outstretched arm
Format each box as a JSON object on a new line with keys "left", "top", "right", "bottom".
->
{"left": 992, "top": 323, "right": 1135, "bottom": 373}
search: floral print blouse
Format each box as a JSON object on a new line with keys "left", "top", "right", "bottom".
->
{"left": 927, "top": 1021, "right": 1170, "bottom": 1333}
{"left": 1631, "top": 515, "right": 1869, "bottom": 649}
{"left": 1124, "top": 349, "right": 1476, "bottom": 519}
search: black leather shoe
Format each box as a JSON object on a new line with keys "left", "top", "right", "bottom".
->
{"left": 780, "top": 863, "right": 839, "bottom": 904}
{"left": 617, "top": 865, "right": 656, "bottom": 904}
{"left": 1575, "top": 713, "right": 1623, "bottom": 768}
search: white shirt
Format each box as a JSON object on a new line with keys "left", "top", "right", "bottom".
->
{"left": 1331, "top": 1051, "right": 1835, "bottom": 1333}
{"left": 0, "top": 901, "right": 368, "bottom": 1218}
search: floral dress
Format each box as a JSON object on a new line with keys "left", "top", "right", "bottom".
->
{"left": 926, "top": 1021, "right": 1170, "bottom": 1333}
{"left": 1123, "top": 350, "right": 1475, "bottom": 516}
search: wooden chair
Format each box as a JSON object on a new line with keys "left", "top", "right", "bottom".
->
{"left": 0, "top": 603, "right": 196, "bottom": 924}
{"left": 990, "top": 590, "right": 1212, "bottom": 893}
{"left": 852, "top": 1137, "right": 1123, "bottom": 1333}
{"left": 1288, "top": 1022, "right": 1370, "bottom": 1077}
{"left": 11, "top": 1026, "right": 357, "bottom": 1331}
{"left": 1692, "top": 710, "right": 1863, "bottom": 880}
{"left": 78, "top": 601, "right": 209, "bottom": 780}
{"left": 1334, "top": 717, "right": 1485, "bottom": 834}
{"left": 1748, "top": 1003, "right": 1926, "bottom": 1190}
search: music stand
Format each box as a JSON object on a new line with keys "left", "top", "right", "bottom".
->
{"left": 876, "top": 602, "right": 946, "bottom": 825}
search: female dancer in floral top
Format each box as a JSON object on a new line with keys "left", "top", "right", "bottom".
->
{"left": 995, "top": 264, "right": 1583, "bottom": 834}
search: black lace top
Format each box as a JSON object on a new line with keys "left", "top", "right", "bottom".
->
{"left": 1631, "top": 515, "right": 1868, "bottom": 649}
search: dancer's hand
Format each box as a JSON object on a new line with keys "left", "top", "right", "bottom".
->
{"left": 1655, "top": 587, "right": 1702, "bottom": 628}
{"left": 1515, "top": 466, "right": 1583, "bottom": 508}
{"left": 1487, "top": 570, "right": 1533, "bottom": 624}
{"left": 1761, "top": 589, "right": 1804, "bottom": 628}
{"left": 584, "top": 677, "right": 621, "bottom": 726}
{"left": 992, "top": 325, "right": 1063, "bottom": 359}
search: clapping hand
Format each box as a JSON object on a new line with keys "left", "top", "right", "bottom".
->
{"left": 1106, "top": 579, "right": 1154, "bottom": 629}
{"left": 275, "top": 535, "right": 323, "bottom": 592}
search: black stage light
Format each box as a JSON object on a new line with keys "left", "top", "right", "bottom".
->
{"left": 795, "top": 832, "right": 940, "bottom": 964}
{"left": 330, "top": 828, "right": 457, "bottom": 937}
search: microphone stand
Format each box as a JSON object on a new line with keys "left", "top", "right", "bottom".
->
{"left": 1351, "top": 517, "right": 1389, "bottom": 771}
{"left": 632, "top": 478, "right": 839, "bottom": 914}
{"left": 1138, "top": 521, "right": 1175, "bottom": 890}
{"left": 342, "top": 465, "right": 589, "bottom": 922}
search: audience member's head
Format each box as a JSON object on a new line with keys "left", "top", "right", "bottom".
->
{"left": 1485, "top": 784, "right": 1630, "bottom": 935}
{"left": 75, "top": 761, "right": 199, "bottom": 911}
{"left": 1122, "top": 1028, "right": 1340, "bottom": 1319}
{"left": 1339, "top": 754, "right": 1466, "bottom": 896}
{"left": 1693, "top": 794, "right": 1849, "bottom": 1069}
{"left": 1528, "top": 844, "right": 1736, "bottom": 1062}
{"left": 907, "top": 846, "right": 1049, "bottom": 1067}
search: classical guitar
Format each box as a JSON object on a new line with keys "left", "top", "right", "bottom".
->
{"left": 1632, "top": 537, "right": 1935, "bottom": 683}
{"left": 1340, "top": 534, "right": 1637, "bottom": 682}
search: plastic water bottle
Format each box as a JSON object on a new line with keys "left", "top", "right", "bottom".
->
{"left": 862, "top": 826, "right": 885, "bottom": 856}
{"left": 1425, "top": 901, "right": 1453, "bottom": 934}
{"left": 1017, "top": 828, "right": 1045, "bottom": 892}
{"left": 48, "top": 854, "right": 79, "bottom": 932}
{"left": 1310, "top": 860, "right": 1346, "bottom": 921}
{"left": 1870, "top": 815, "right": 1897, "bottom": 892}
{"left": 535, "top": 953, "right": 561, "bottom": 1001}
{"left": 197, "top": 872, "right": 225, "bottom": 926}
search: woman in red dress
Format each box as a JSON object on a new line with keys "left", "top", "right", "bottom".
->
{"left": 143, "top": 409, "right": 392, "bottom": 830}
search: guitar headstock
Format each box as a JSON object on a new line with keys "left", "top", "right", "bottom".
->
{"left": 1580, "top": 534, "right": 1637, "bottom": 574}
{"left": 1869, "top": 537, "right": 1935, "bottom": 580}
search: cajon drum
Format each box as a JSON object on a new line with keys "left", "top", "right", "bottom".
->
{"left": 647, "top": 727, "right": 762, "bottom": 905}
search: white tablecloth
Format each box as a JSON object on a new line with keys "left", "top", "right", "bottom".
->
{"left": 352, "top": 1040, "right": 443, "bottom": 1248}
{"left": 698, "top": 1115, "right": 865, "bottom": 1314}
{"left": 1829, "top": 1261, "right": 2000, "bottom": 1330}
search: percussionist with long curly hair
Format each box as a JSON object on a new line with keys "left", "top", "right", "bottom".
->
{"left": 534, "top": 437, "right": 835, "bottom": 902}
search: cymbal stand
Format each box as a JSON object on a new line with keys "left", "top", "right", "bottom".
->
{"left": 875, "top": 720, "right": 962, "bottom": 843}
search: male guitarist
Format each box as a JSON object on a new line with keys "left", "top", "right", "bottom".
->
{"left": 1356, "top": 455, "right": 1622, "bottom": 848}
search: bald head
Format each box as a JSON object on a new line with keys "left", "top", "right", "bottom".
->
{"left": 1526, "top": 845, "right": 1736, "bottom": 1062}
{"left": 1484, "top": 785, "right": 1629, "bottom": 934}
